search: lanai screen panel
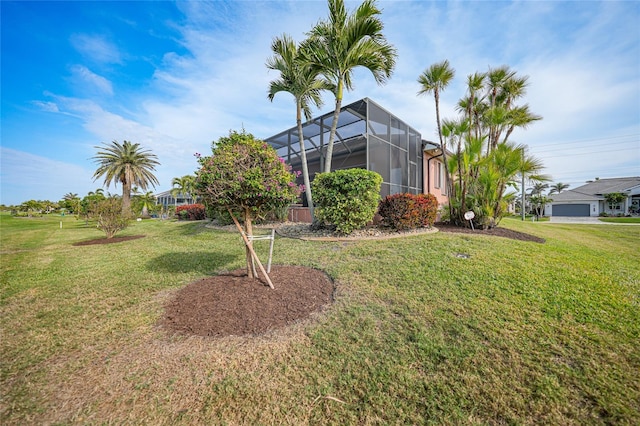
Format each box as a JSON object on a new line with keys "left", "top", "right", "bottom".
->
{"left": 366, "top": 99, "right": 423, "bottom": 197}
{"left": 265, "top": 98, "right": 422, "bottom": 198}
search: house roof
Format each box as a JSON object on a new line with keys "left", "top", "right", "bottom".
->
{"left": 551, "top": 177, "right": 640, "bottom": 202}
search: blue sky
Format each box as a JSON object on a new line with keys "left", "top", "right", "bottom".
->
{"left": 1, "top": 0, "right": 639, "bottom": 206}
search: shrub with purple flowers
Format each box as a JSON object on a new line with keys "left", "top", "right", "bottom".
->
{"left": 194, "top": 130, "right": 301, "bottom": 276}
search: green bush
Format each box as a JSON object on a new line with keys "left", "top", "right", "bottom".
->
{"left": 312, "top": 169, "right": 382, "bottom": 234}
{"left": 207, "top": 206, "right": 234, "bottom": 225}
{"left": 95, "top": 198, "right": 129, "bottom": 239}
{"left": 378, "top": 193, "right": 438, "bottom": 230}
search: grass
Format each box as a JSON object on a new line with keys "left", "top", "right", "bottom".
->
{"left": 1, "top": 213, "right": 639, "bottom": 425}
{"left": 598, "top": 217, "right": 640, "bottom": 224}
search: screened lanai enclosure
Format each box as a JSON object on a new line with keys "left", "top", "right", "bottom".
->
{"left": 265, "top": 98, "right": 424, "bottom": 199}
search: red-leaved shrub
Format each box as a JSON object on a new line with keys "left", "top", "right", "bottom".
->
{"left": 175, "top": 204, "right": 206, "bottom": 220}
{"left": 378, "top": 193, "right": 438, "bottom": 230}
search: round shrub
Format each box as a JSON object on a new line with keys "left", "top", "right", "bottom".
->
{"left": 195, "top": 130, "right": 300, "bottom": 224}
{"left": 378, "top": 193, "right": 438, "bottom": 230}
{"left": 312, "top": 169, "right": 382, "bottom": 234}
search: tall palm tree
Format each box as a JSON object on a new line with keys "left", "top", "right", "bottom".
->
{"left": 267, "top": 34, "right": 333, "bottom": 219}
{"left": 92, "top": 140, "right": 160, "bottom": 215}
{"left": 171, "top": 175, "right": 195, "bottom": 205}
{"left": 303, "top": 0, "right": 397, "bottom": 173}
{"left": 417, "top": 59, "right": 456, "bottom": 219}
{"left": 549, "top": 182, "right": 570, "bottom": 195}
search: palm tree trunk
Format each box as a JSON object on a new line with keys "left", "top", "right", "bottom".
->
{"left": 122, "top": 181, "right": 132, "bottom": 216}
{"left": 435, "top": 90, "right": 454, "bottom": 222}
{"left": 297, "top": 101, "right": 315, "bottom": 219}
{"left": 324, "top": 80, "right": 343, "bottom": 173}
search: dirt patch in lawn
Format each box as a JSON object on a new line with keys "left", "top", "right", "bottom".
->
{"left": 160, "top": 265, "right": 334, "bottom": 337}
{"left": 72, "top": 235, "right": 145, "bottom": 246}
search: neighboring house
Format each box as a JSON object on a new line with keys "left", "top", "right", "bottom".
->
{"left": 155, "top": 190, "right": 196, "bottom": 208}
{"left": 546, "top": 177, "right": 640, "bottom": 217}
{"left": 265, "top": 97, "right": 449, "bottom": 206}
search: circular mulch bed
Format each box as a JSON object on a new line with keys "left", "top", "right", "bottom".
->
{"left": 72, "top": 235, "right": 145, "bottom": 246}
{"left": 160, "top": 265, "right": 334, "bottom": 337}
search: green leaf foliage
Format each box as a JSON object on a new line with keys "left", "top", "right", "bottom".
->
{"left": 95, "top": 197, "right": 130, "bottom": 239}
{"left": 312, "top": 169, "right": 382, "bottom": 234}
{"left": 195, "top": 130, "right": 300, "bottom": 222}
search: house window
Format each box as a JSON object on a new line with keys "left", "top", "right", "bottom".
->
{"left": 434, "top": 162, "right": 442, "bottom": 189}
{"left": 608, "top": 202, "right": 621, "bottom": 210}
{"left": 434, "top": 161, "right": 447, "bottom": 195}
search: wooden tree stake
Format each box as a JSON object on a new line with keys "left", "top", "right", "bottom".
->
{"left": 227, "top": 209, "right": 275, "bottom": 289}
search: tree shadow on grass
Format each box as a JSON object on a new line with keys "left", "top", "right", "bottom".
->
{"left": 147, "top": 251, "right": 238, "bottom": 275}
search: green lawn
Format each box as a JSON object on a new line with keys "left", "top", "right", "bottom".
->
{"left": 598, "top": 217, "right": 640, "bottom": 224}
{"left": 1, "top": 214, "right": 638, "bottom": 425}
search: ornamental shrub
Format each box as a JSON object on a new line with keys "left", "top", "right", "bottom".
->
{"left": 312, "top": 169, "right": 382, "bottom": 234}
{"left": 195, "top": 129, "right": 301, "bottom": 278}
{"left": 195, "top": 130, "right": 300, "bottom": 223}
{"left": 378, "top": 193, "right": 438, "bottom": 230}
{"left": 415, "top": 193, "right": 438, "bottom": 227}
{"left": 95, "top": 197, "right": 129, "bottom": 239}
{"left": 175, "top": 204, "right": 206, "bottom": 220}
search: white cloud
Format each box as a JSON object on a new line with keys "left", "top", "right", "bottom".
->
{"left": 32, "top": 101, "right": 59, "bottom": 113}
{"left": 69, "top": 33, "right": 123, "bottom": 64}
{"left": 70, "top": 65, "right": 114, "bottom": 95}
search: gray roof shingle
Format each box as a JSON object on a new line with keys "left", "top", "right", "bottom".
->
{"left": 551, "top": 177, "right": 640, "bottom": 202}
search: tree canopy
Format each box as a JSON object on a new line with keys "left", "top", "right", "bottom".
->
{"left": 195, "top": 130, "right": 301, "bottom": 278}
{"left": 421, "top": 63, "right": 546, "bottom": 228}
{"left": 92, "top": 140, "right": 160, "bottom": 215}
{"left": 302, "top": 0, "right": 397, "bottom": 173}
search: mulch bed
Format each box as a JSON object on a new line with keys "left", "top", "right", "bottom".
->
{"left": 160, "top": 265, "right": 334, "bottom": 337}
{"left": 435, "top": 223, "right": 546, "bottom": 243}
{"left": 72, "top": 235, "right": 145, "bottom": 246}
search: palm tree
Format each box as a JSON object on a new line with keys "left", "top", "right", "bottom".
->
{"left": 267, "top": 34, "right": 333, "bottom": 219}
{"left": 171, "top": 175, "right": 195, "bottom": 205}
{"left": 303, "top": 0, "right": 397, "bottom": 173}
{"left": 549, "top": 182, "right": 570, "bottom": 195}
{"left": 529, "top": 182, "right": 550, "bottom": 196}
{"left": 135, "top": 191, "right": 156, "bottom": 218}
{"left": 62, "top": 192, "right": 81, "bottom": 216}
{"left": 418, "top": 59, "right": 456, "bottom": 220}
{"left": 63, "top": 192, "right": 78, "bottom": 201}
{"left": 92, "top": 140, "right": 160, "bottom": 215}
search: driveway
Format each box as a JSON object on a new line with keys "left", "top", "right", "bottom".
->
{"left": 548, "top": 216, "right": 639, "bottom": 225}
{"left": 549, "top": 216, "right": 603, "bottom": 224}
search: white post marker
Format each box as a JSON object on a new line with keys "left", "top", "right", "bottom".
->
{"left": 464, "top": 211, "right": 475, "bottom": 230}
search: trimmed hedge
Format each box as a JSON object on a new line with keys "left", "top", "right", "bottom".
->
{"left": 378, "top": 193, "right": 438, "bottom": 230}
{"left": 312, "top": 169, "right": 382, "bottom": 234}
{"left": 176, "top": 204, "right": 206, "bottom": 221}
